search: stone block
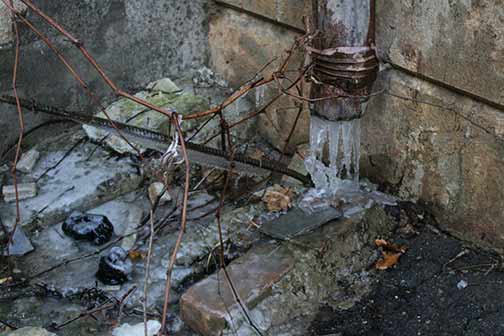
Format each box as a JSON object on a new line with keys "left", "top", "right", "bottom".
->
{"left": 276, "top": 0, "right": 312, "bottom": 29}
{"left": 180, "top": 244, "right": 295, "bottom": 336}
{"left": 180, "top": 205, "right": 395, "bottom": 335}
{"left": 209, "top": 9, "right": 310, "bottom": 152}
{"left": 16, "top": 149, "right": 40, "bottom": 174}
{"left": 242, "top": 0, "right": 276, "bottom": 21}
{"left": 216, "top": 0, "right": 309, "bottom": 30}
{"left": 377, "top": 0, "right": 504, "bottom": 106}
{"left": 0, "top": 1, "right": 26, "bottom": 47}
{"left": 361, "top": 69, "right": 504, "bottom": 250}
{"left": 2, "top": 183, "right": 37, "bottom": 202}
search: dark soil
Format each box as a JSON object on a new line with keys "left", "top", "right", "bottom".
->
{"left": 309, "top": 227, "right": 504, "bottom": 336}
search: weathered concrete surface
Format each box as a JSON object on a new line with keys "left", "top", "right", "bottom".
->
{"left": 0, "top": 129, "right": 142, "bottom": 232}
{"left": 83, "top": 85, "right": 209, "bottom": 154}
{"left": 361, "top": 69, "right": 504, "bottom": 250}
{"left": 209, "top": 7, "right": 310, "bottom": 152}
{"left": 180, "top": 244, "right": 295, "bottom": 336}
{"left": 0, "top": 1, "right": 26, "bottom": 46}
{"left": 0, "top": 0, "right": 210, "bottom": 154}
{"left": 180, "top": 206, "right": 395, "bottom": 336}
{"left": 215, "top": 0, "right": 311, "bottom": 30}
{"left": 1, "top": 327, "right": 56, "bottom": 336}
{"left": 376, "top": 0, "right": 504, "bottom": 106}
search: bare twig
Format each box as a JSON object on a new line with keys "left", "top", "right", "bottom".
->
{"left": 6, "top": 0, "right": 24, "bottom": 252}
{"left": 143, "top": 209, "right": 156, "bottom": 336}
{"left": 160, "top": 115, "right": 190, "bottom": 335}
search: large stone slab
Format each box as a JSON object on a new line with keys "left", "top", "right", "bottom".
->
{"left": 215, "top": 0, "right": 311, "bottom": 30}
{"left": 362, "top": 69, "right": 504, "bottom": 250}
{"left": 180, "top": 243, "right": 295, "bottom": 336}
{"left": 377, "top": 0, "right": 504, "bottom": 106}
{"left": 180, "top": 205, "right": 396, "bottom": 335}
{"left": 0, "top": 131, "right": 142, "bottom": 232}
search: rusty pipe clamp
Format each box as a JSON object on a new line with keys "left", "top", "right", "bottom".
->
{"left": 308, "top": 45, "right": 378, "bottom": 96}
{"left": 307, "top": 0, "right": 378, "bottom": 121}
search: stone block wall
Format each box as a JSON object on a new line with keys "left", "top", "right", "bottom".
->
{"left": 361, "top": 1, "right": 504, "bottom": 250}
{"left": 0, "top": 0, "right": 210, "bottom": 154}
{"left": 209, "top": 0, "right": 312, "bottom": 152}
{"left": 211, "top": 0, "right": 504, "bottom": 250}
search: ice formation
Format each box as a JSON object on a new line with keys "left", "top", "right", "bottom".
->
{"left": 305, "top": 115, "right": 361, "bottom": 193}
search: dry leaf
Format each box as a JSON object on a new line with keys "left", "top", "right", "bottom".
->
{"left": 249, "top": 149, "right": 265, "bottom": 161}
{"left": 375, "top": 239, "right": 408, "bottom": 270}
{"left": 376, "top": 251, "right": 402, "bottom": 270}
{"left": 375, "top": 239, "right": 407, "bottom": 253}
{"left": 128, "top": 250, "right": 145, "bottom": 261}
{"left": 262, "top": 185, "right": 295, "bottom": 212}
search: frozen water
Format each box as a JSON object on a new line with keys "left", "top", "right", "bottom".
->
{"left": 112, "top": 320, "right": 161, "bottom": 336}
{"left": 305, "top": 115, "right": 361, "bottom": 193}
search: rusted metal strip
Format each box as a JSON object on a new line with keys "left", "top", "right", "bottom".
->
{"left": 309, "top": 0, "right": 379, "bottom": 121}
{"left": 0, "top": 95, "right": 313, "bottom": 186}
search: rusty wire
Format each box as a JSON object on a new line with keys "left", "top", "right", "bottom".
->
{"left": 5, "top": 0, "right": 23, "bottom": 253}
{"left": 1, "top": 2, "right": 322, "bottom": 334}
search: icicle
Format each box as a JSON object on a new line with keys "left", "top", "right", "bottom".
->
{"left": 352, "top": 119, "right": 361, "bottom": 183}
{"left": 305, "top": 116, "right": 361, "bottom": 194}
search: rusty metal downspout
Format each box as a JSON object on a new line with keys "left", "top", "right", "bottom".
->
{"left": 309, "top": 0, "right": 378, "bottom": 121}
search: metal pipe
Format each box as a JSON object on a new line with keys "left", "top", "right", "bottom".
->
{"left": 309, "top": 0, "right": 378, "bottom": 121}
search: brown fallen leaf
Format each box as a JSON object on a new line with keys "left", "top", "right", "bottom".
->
{"left": 128, "top": 250, "right": 145, "bottom": 261}
{"left": 375, "top": 239, "right": 408, "bottom": 270}
{"left": 375, "top": 239, "right": 407, "bottom": 253}
{"left": 376, "top": 251, "right": 402, "bottom": 270}
{"left": 249, "top": 149, "right": 266, "bottom": 161}
{"left": 262, "top": 185, "right": 295, "bottom": 212}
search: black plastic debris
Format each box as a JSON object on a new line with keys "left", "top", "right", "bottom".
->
{"left": 96, "top": 247, "right": 133, "bottom": 285}
{"left": 62, "top": 212, "right": 113, "bottom": 245}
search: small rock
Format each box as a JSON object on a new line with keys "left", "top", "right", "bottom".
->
{"left": 193, "top": 67, "right": 228, "bottom": 88}
{"left": 1, "top": 327, "right": 56, "bottom": 336}
{"left": 112, "top": 320, "right": 161, "bottom": 336}
{"left": 147, "top": 78, "right": 180, "bottom": 93}
{"left": 16, "top": 149, "right": 40, "bottom": 174}
{"left": 148, "top": 182, "right": 172, "bottom": 205}
{"left": 96, "top": 247, "right": 133, "bottom": 285}
{"left": 3, "top": 227, "right": 34, "bottom": 256}
{"left": 62, "top": 212, "right": 114, "bottom": 245}
{"left": 2, "top": 183, "right": 37, "bottom": 202}
{"left": 457, "top": 279, "right": 468, "bottom": 290}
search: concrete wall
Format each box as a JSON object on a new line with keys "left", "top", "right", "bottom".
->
{"left": 0, "top": 0, "right": 210, "bottom": 154}
{"left": 209, "top": 0, "right": 311, "bottom": 153}
{"left": 211, "top": 0, "right": 504, "bottom": 250}
{"left": 360, "top": 1, "right": 504, "bottom": 250}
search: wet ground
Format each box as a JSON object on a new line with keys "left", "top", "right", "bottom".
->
{"left": 309, "top": 225, "right": 504, "bottom": 336}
